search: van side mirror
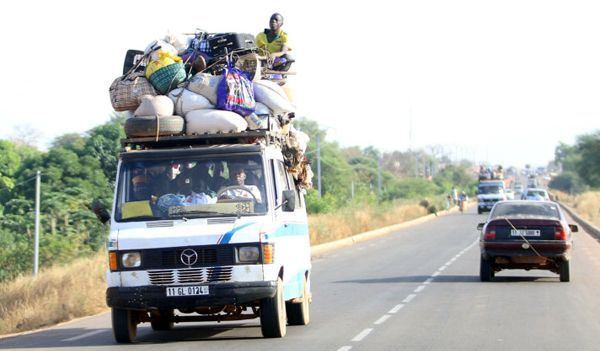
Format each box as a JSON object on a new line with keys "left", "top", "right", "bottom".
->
{"left": 282, "top": 190, "right": 296, "bottom": 212}
{"left": 91, "top": 199, "right": 111, "bottom": 224}
{"left": 477, "top": 223, "right": 485, "bottom": 231}
{"left": 569, "top": 224, "right": 579, "bottom": 233}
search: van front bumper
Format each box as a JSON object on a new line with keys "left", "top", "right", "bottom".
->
{"left": 106, "top": 281, "right": 276, "bottom": 310}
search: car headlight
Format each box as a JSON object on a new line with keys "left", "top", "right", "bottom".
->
{"left": 236, "top": 246, "right": 260, "bottom": 263}
{"left": 121, "top": 252, "right": 141, "bottom": 268}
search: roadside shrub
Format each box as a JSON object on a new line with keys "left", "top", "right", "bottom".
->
{"left": 548, "top": 172, "right": 587, "bottom": 194}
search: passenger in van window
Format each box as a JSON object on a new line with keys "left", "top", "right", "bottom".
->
{"left": 218, "top": 167, "right": 263, "bottom": 203}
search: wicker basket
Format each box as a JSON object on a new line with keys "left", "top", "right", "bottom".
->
{"left": 149, "top": 62, "right": 187, "bottom": 94}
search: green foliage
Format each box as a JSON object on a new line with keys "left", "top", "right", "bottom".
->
{"left": 549, "top": 172, "right": 587, "bottom": 194}
{"left": 554, "top": 130, "right": 600, "bottom": 190}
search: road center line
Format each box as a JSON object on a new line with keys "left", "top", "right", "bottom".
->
{"left": 414, "top": 285, "right": 426, "bottom": 293}
{"left": 423, "top": 278, "right": 433, "bottom": 284}
{"left": 403, "top": 294, "right": 417, "bottom": 303}
{"left": 388, "top": 304, "right": 405, "bottom": 313}
{"left": 374, "top": 315, "right": 391, "bottom": 325}
{"left": 62, "top": 329, "right": 107, "bottom": 342}
{"left": 337, "top": 347, "right": 352, "bottom": 351}
{"left": 352, "top": 328, "right": 373, "bottom": 342}
{"left": 432, "top": 271, "right": 441, "bottom": 277}
{"left": 438, "top": 265, "right": 447, "bottom": 271}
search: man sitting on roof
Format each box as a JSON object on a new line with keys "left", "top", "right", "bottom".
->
{"left": 256, "top": 13, "right": 293, "bottom": 72}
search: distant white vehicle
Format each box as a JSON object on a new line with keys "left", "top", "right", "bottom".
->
{"left": 505, "top": 189, "right": 515, "bottom": 200}
{"left": 521, "top": 188, "right": 550, "bottom": 201}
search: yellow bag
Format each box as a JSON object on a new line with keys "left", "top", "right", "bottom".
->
{"left": 121, "top": 200, "right": 153, "bottom": 219}
{"left": 145, "top": 51, "right": 183, "bottom": 79}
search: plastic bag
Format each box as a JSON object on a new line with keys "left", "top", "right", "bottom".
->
{"left": 168, "top": 88, "right": 214, "bottom": 115}
{"left": 185, "top": 109, "right": 248, "bottom": 134}
{"left": 253, "top": 80, "right": 295, "bottom": 115}
{"left": 187, "top": 73, "right": 222, "bottom": 105}
{"left": 134, "top": 95, "right": 174, "bottom": 117}
{"left": 216, "top": 64, "right": 255, "bottom": 117}
{"left": 145, "top": 51, "right": 182, "bottom": 79}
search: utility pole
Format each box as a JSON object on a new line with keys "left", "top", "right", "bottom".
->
{"left": 33, "top": 170, "right": 41, "bottom": 276}
{"left": 377, "top": 157, "right": 382, "bottom": 198}
{"left": 317, "top": 134, "right": 322, "bottom": 198}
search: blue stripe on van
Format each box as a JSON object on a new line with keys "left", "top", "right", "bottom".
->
{"left": 220, "top": 222, "right": 257, "bottom": 244}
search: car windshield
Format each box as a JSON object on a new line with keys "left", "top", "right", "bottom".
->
{"left": 490, "top": 202, "right": 559, "bottom": 219}
{"left": 479, "top": 185, "right": 502, "bottom": 194}
{"left": 115, "top": 154, "right": 267, "bottom": 222}
{"left": 527, "top": 190, "right": 546, "bottom": 197}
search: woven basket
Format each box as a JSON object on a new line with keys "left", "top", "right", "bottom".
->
{"left": 149, "top": 62, "right": 186, "bottom": 94}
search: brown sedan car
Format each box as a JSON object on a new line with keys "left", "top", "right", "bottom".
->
{"left": 478, "top": 200, "right": 578, "bottom": 282}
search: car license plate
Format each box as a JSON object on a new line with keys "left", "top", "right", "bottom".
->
{"left": 511, "top": 229, "right": 541, "bottom": 237}
{"left": 166, "top": 286, "right": 209, "bottom": 297}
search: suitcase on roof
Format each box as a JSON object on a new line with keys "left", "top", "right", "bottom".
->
{"left": 208, "top": 33, "right": 256, "bottom": 57}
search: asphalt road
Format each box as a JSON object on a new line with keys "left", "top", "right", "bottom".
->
{"left": 2, "top": 207, "right": 600, "bottom": 351}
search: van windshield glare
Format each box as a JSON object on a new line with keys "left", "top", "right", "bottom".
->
{"left": 115, "top": 155, "right": 267, "bottom": 222}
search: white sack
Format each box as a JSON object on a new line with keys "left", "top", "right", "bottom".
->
{"left": 255, "top": 102, "right": 272, "bottom": 115}
{"left": 187, "top": 73, "right": 222, "bottom": 105}
{"left": 144, "top": 40, "right": 178, "bottom": 61}
{"left": 134, "top": 95, "right": 174, "bottom": 117}
{"left": 254, "top": 80, "right": 295, "bottom": 115}
{"left": 163, "top": 32, "right": 191, "bottom": 54}
{"left": 185, "top": 109, "right": 248, "bottom": 134}
{"left": 168, "top": 88, "right": 214, "bottom": 116}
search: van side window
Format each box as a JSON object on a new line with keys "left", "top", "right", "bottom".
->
{"left": 272, "top": 160, "right": 294, "bottom": 206}
{"left": 285, "top": 170, "right": 302, "bottom": 209}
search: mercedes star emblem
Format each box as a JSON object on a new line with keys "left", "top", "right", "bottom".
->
{"left": 180, "top": 249, "right": 198, "bottom": 266}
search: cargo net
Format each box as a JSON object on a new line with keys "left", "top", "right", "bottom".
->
{"left": 110, "top": 31, "right": 311, "bottom": 190}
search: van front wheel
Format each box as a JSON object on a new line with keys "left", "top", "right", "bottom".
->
{"left": 260, "top": 278, "right": 287, "bottom": 338}
{"left": 286, "top": 276, "right": 310, "bottom": 325}
{"left": 111, "top": 308, "right": 137, "bottom": 343}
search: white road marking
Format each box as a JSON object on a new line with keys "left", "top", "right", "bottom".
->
{"left": 352, "top": 328, "right": 373, "bottom": 342}
{"left": 62, "top": 329, "right": 107, "bottom": 342}
{"left": 374, "top": 315, "right": 391, "bottom": 325}
{"left": 388, "top": 304, "right": 405, "bottom": 313}
{"left": 403, "top": 294, "right": 417, "bottom": 303}
{"left": 439, "top": 265, "right": 447, "bottom": 271}
{"left": 432, "top": 271, "right": 441, "bottom": 277}
{"left": 414, "top": 285, "right": 426, "bottom": 293}
{"left": 423, "top": 278, "right": 433, "bottom": 285}
{"left": 337, "top": 347, "right": 353, "bottom": 351}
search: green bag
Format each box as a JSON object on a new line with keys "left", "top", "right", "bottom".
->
{"left": 149, "top": 62, "right": 187, "bottom": 94}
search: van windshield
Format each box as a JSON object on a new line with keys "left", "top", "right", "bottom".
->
{"left": 478, "top": 185, "right": 502, "bottom": 194}
{"left": 115, "top": 155, "right": 267, "bottom": 222}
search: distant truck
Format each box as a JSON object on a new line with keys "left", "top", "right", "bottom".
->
{"left": 95, "top": 129, "right": 312, "bottom": 343}
{"left": 476, "top": 180, "right": 507, "bottom": 214}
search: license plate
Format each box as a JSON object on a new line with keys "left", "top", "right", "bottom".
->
{"left": 511, "top": 229, "right": 541, "bottom": 237}
{"left": 166, "top": 286, "right": 209, "bottom": 297}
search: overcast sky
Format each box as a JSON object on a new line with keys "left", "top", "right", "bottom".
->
{"left": 0, "top": 0, "right": 598, "bottom": 168}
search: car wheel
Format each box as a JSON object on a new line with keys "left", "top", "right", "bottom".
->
{"left": 480, "top": 256, "right": 493, "bottom": 282}
{"left": 111, "top": 308, "right": 138, "bottom": 343}
{"left": 559, "top": 260, "right": 570, "bottom": 282}
{"left": 260, "top": 277, "right": 287, "bottom": 338}
{"left": 150, "top": 309, "right": 174, "bottom": 331}
{"left": 286, "top": 276, "right": 310, "bottom": 326}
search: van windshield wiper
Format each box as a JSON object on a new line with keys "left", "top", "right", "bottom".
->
{"left": 120, "top": 215, "right": 161, "bottom": 222}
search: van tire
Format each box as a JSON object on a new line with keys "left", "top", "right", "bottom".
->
{"left": 112, "top": 308, "right": 137, "bottom": 343}
{"left": 150, "top": 309, "right": 174, "bottom": 331}
{"left": 286, "top": 276, "right": 310, "bottom": 325}
{"left": 260, "top": 278, "right": 287, "bottom": 338}
{"left": 124, "top": 115, "right": 184, "bottom": 138}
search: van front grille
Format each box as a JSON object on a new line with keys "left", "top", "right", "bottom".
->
{"left": 148, "top": 267, "right": 232, "bottom": 286}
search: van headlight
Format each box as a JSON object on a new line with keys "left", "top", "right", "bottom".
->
{"left": 121, "top": 252, "right": 141, "bottom": 268}
{"left": 236, "top": 246, "right": 260, "bottom": 263}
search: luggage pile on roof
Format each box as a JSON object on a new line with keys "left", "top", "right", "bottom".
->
{"left": 108, "top": 31, "right": 312, "bottom": 189}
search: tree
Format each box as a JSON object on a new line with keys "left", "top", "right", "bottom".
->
{"left": 574, "top": 131, "right": 600, "bottom": 188}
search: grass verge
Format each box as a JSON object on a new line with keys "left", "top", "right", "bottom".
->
{"left": 554, "top": 190, "right": 600, "bottom": 228}
{"left": 0, "top": 200, "right": 432, "bottom": 335}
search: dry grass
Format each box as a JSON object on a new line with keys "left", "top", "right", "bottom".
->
{"left": 555, "top": 190, "right": 600, "bottom": 228}
{"left": 309, "top": 202, "right": 428, "bottom": 245}
{"left": 0, "top": 201, "right": 429, "bottom": 335}
{"left": 0, "top": 252, "right": 108, "bottom": 335}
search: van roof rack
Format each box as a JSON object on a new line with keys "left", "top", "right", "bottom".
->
{"left": 122, "top": 129, "right": 280, "bottom": 151}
